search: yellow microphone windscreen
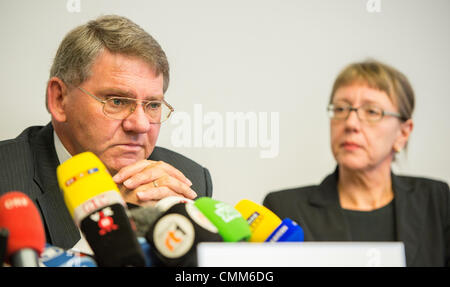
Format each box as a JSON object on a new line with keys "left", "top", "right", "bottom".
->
{"left": 234, "top": 199, "right": 281, "bottom": 242}
{"left": 56, "top": 152, "right": 123, "bottom": 223}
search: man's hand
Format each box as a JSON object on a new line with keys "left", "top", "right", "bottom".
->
{"left": 112, "top": 160, "right": 197, "bottom": 206}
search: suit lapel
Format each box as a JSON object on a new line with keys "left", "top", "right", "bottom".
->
{"left": 392, "top": 173, "right": 424, "bottom": 267}
{"left": 307, "top": 168, "right": 425, "bottom": 266}
{"left": 307, "top": 168, "right": 351, "bottom": 241}
{"left": 30, "top": 123, "right": 80, "bottom": 249}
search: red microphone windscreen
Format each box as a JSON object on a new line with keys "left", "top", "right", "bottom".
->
{"left": 0, "top": 191, "right": 46, "bottom": 258}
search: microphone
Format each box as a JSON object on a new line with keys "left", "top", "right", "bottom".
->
{"left": 0, "top": 191, "right": 46, "bottom": 267}
{"left": 57, "top": 151, "right": 145, "bottom": 267}
{"left": 235, "top": 199, "right": 304, "bottom": 242}
{"left": 128, "top": 196, "right": 193, "bottom": 238}
{"left": 156, "top": 196, "right": 194, "bottom": 212}
{"left": 137, "top": 236, "right": 153, "bottom": 266}
{"left": 146, "top": 202, "right": 223, "bottom": 266}
{"left": 194, "top": 197, "right": 251, "bottom": 242}
{"left": 39, "top": 244, "right": 97, "bottom": 267}
{"left": 234, "top": 199, "right": 282, "bottom": 242}
{"left": 264, "top": 218, "right": 304, "bottom": 242}
{"left": 127, "top": 197, "right": 199, "bottom": 266}
{"left": 0, "top": 228, "right": 8, "bottom": 266}
{"left": 128, "top": 205, "right": 162, "bottom": 238}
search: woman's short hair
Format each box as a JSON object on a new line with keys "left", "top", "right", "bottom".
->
{"left": 329, "top": 60, "right": 415, "bottom": 121}
{"left": 47, "top": 14, "right": 169, "bottom": 109}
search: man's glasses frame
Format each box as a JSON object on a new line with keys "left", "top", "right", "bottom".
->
{"left": 78, "top": 86, "right": 174, "bottom": 124}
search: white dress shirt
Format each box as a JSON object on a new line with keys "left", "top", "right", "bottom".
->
{"left": 53, "top": 130, "right": 94, "bottom": 255}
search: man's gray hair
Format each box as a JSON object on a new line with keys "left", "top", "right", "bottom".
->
{"left": 47, "top": 14, "right": 169, "bottom": 110}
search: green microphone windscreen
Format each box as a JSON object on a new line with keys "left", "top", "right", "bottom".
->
{"left": 194, "top": 197, "right": 251, "bottom": 242}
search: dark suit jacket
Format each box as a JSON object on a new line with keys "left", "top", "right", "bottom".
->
{"left": 0, "top": 123, "right": 213, "bottom": 249}
{"left": 263, "top": 167, "right": 450, "bottom": 267}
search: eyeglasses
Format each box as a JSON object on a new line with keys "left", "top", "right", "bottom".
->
{"left": 327, "top": 102, "right": 406, "bottom": 123}
{"left": 78, "top": 87, "right": 174, "bottom": 124}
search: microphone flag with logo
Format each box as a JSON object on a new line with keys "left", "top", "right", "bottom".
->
{"left": 146, "top": 201, "right": 222, "bottom": 266}
{"left": 0, "top": 191, "right": 46, "bottom": 267}
{"left": 194, "top": 197, "right": 251, "bottom": 242}
{"left": 235, "top": 199, "right": 282, "bottom": 242}
{"left": 57, "top": 151, "right": 145, "bottom": 267}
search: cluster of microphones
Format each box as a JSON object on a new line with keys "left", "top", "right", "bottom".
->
{"left": 0, "top": 152, "right": 304, "bottom": 267}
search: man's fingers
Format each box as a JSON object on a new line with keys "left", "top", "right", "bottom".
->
{"left": 122, "top": 168, "right": 165, "bottom": 190}
{"left": 112, "top": 159, "right": 154, "bottom": 183}
{"left": 152, "top": 161, "right": 192, "bottom": 187}
{"left": 135, "top": 176, "right": 197, "bottom": 201}
{"left": 160, "top": 175, "right": 197, "bottom": 199}
{"left": 114, "top": 160, "right": 192, "bottom": 188}
{"left": 136, "top": 186, "right": 185, "bottom": 201}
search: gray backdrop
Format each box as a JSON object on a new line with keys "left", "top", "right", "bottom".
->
{"left": 1, "top": 0, "right": 449, "bottom": 205}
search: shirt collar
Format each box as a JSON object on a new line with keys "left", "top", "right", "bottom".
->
{"left": 53, "top": 130, "right": 72, "bottom": 164}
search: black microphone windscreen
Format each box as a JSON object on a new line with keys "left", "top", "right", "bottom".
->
{"left": 146, "top": 202, "right": 223, "bottom": 267}
{"left": 128, "top": 206, "right": 162, "bottom": 237}
{"left": 80, "top": 203, "right": 145, "bottom": 267}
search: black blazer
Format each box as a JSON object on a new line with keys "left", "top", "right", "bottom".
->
{"left": 263, "top": 168, "right": 450, "bottom": 267}
{"left": 0, "top": 123, "right": 213, "bottom": 249}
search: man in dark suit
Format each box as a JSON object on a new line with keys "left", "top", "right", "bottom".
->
{"left": 0, "top": 15, "right": 212, "bottom": 250}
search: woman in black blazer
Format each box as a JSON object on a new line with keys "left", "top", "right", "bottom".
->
{"left": 263, "top": 60, "right": 449, "bottom": 267}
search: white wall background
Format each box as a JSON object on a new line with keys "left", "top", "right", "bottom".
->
{"left": 0, "top": 0, "right": 449, "bottom": 206}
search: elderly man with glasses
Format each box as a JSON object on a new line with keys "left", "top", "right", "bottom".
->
{"left": 0, "top": 15, "right": 212, "bottom": 250}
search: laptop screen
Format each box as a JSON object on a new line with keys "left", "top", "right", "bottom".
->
{"left": 197, "top": 242, "right": 406, "bottom": 267}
